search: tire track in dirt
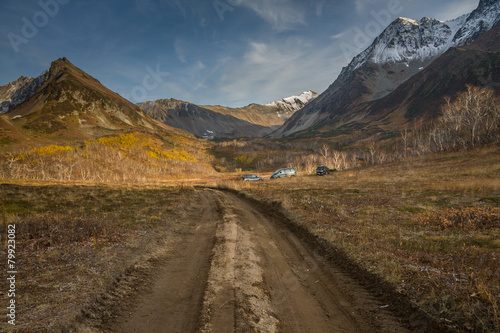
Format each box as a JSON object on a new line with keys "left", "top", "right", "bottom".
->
{"left": 101, "top": 190, "right": 219, "bottom": 333}
{"left": 98, "top": 188, "right": 411, "bottom": 332}
{"left": 199, "top": 193, "right": 279, "bottom": 332}
{"left": 202, "top": 189, "right": 409, "bottom": 333}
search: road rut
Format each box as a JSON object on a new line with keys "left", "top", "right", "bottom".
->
{"left": 101, "top": 188, "right": 409, "bottom": 333}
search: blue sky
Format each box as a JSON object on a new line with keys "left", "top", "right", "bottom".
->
{"left": 0, "top": 0, "right": 479, "bottom": 107}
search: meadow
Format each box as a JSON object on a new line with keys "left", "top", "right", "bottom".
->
{"left": 219, "top": 145, "right": 500, "bottom": 332}
{"left": 0, "top": 182, "right": 196, "bottom": 332}
{"left": 0, "top": 145, "right": 498, "bottom": 332}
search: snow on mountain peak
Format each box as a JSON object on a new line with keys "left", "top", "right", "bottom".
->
{"left": 398, "top": 17, "right": 419, "bottom": 25}
{"left": 265, "top": 90, "right": 318, "bottom": 113}
{"left": 0, "top": 71, "right": 47, "bottom": 114}
{"left": 340, "top": 1, "right": 500, "bottom": 77}
{"left": 452, "top": 0, "right": 500, "bottom": 46}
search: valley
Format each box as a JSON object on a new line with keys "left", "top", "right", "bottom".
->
{"left": 0, "top": 147, "right": 498, "bottom": 332}
{"left": 0, "top": 0, "right": 499, "bottom": 332}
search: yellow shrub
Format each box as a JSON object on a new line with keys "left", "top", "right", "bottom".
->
{"left": 146, "top": 147, "right": 196, "bottom": 162}
{"left": 29, "top": 145, "right": 75, "bottom": 156}
{"left": 88, "top": 133, "right": 142, "bottom": 149}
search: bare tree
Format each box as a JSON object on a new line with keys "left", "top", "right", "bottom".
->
{"left": 340, "top": 151, "right": 348, "bottom": 170}
{"left": 331, "top": 150, "right": 341, "bottom": 169}
{"left": 439, "top": 85, "right": 499, "bottom": 149}
{"left": 369, "top": 141, "right": 377, "bottom": 165}
{"left": 460, "top": 86, "right": 490, "bottom": 147}
{"left": 302, "top": 154, "right": 316, "bottom": 175}
{"left": 401, "top": 127, "right": 409, "bottom": 157}
{"left": 320, "top": 143, "right": 330, "bottom": 165}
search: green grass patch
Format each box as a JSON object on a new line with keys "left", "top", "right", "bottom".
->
{"left": 480, "top": 196, "right": 500, "bottom": 205}
{"left": 0, "top": 199, "right": 36, "bottom": 215}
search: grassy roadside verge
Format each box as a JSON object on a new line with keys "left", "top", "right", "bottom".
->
{"left": 0, "top": 182, "right": 194, "bottom": 332}
{"left": 217, "top": 146, "right": 500, "bottom": 332}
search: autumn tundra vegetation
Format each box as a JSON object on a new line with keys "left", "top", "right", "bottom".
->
{"left": 0, "top": 132, "right": 213, "bottom": 182}
{"left": 213, "top": 87, "right": 500, "bottom": 174}
{"left": 0, "top": 87, "right": 499, "bottom": 332}
{"left": 1, "top": 86, "right": 498, "bottom": 181}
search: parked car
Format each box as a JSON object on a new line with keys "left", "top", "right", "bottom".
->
{"left": 270, "top": 168, "right": 297, "bottom": 179}
{"left": 316, "top": 166, "right": 330, "bottom": 176}
{"left": 242, "top": 174, "right": 263, "bottom": 181}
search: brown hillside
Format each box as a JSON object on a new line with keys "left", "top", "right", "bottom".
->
{"left": 2, "top": 58, "right": 189, "bottom": 151}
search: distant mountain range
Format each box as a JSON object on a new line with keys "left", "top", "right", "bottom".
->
{"left": 0, "top": 0, "right": 499, "bottom": 148}
{"left": 272, "top": 0, "right": 500, "bottom": 140}
{"left": 138, "top": 91, "right": 318, "bottom": 139}
{"left": 0, "top": 57, "right": 317, "bottom": 146}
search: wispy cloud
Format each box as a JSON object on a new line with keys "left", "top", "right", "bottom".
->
{"left": 174, "top": 39, "right": 188, "bottom": 63}
{"left": 330, "top": 30, "right": 350, "bottom": 40}
{"left": 240, "top": 0, "right": 306, "bottom": 31}
{"left": 315, "top": 0, "right": 326, "bottom": 17}
{"left": 164, "top": 0, "right": 187, "bottom": 19}
{"left": 216, "top": 38, "right": 343, "bottom": 106}
{"left": 0, "top": 0, "right": 481, "bottom": 108}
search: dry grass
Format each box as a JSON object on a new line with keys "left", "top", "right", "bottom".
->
{"left": 0, "top": 131, "right": 215, "bottom": 183}
{"left": 0, "top": 182, "right": 196, "bottom": 332}
{"left": 219, "top": 146, "right": 500, "bottom": 332}
{"left": 1, "top": 145, "right": 498, "bottom": 331}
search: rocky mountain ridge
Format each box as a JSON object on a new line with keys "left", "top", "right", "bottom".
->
{"left": 344, "top": 0, "right": 500, "bottom": 77}
{"left": 139, "top": 90, "right": 317, "bottom": 139}
{"left": 265, "top": 90, "right": 318, "bottom": 115}
{"left": 273, "top": 0, "right": 500, "bottom": 138}
{"left": 0, "top": 57, "right": 317, "bottom": 141}
{"left": 0, "top": 58, "right": 188, "bottom": 151}
{"left": 0, "top": 73, "right": 47, "bottom": 113}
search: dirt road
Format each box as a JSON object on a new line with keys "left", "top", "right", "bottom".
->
{"left": 98, "top": 188, "right": 410, "bottom": 333}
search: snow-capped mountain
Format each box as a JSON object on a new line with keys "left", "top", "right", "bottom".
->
{"left": 453, "top": 0, "right": 500, "bottom": 45}
{"left": 346, "top": 16, "right": 466, "bottom": 74}
{"left": 341, "top": 0, "right": 500, "bottom": 78}
{"left": 140, "top": 91, "right": 317, "bottom": 139}
{"left": 273, "top": 0, "right": 500, "bottom": 138}
{"left": 0, "top": 72, "right": 47, "bottom": 113}
{"left": 266, "top": 90, "right": 318, "bottom": 114}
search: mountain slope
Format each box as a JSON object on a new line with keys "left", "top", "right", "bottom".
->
{"left": 366, "top": 20, "right": 500, "bottom": 122}
{"left": 264, "top": 90, "right": 318, "bottom": 114}
{"left": 139, "top": 91, "right": 317, "bottom": 139}
{"left": 452, "top": 0, "right": 500, "bottom": 46}
{"left": 0, "top": 74, "right": 47, "bottom": 113}
{"left": 0, "top": 58, "right": 192, "bottom": 152}
{"left": 274, "top": 0, "right": 500, "bottom": 138}
{"left": 278, "top": 21, "right": 500, "bottom": 143}
{"left": 139, "top": 99, "right": 275, "bottom": 139}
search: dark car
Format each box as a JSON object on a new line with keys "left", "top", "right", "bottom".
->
{"left": 270, "top": 168, "right": 297, "bottom": 179}
{"left": 242, "top": 174, "right": 263, "bottom": 181}
{"left": 316, "top": 166, "right": 330, "bottom": 176}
